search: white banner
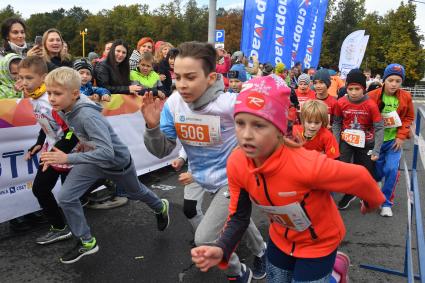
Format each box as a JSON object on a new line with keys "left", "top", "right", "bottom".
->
{"left": 339, "top": 30, "right": 369, "bottom": 80}
{"left": 0, "top": 97, "right": 180, "bottom": 223}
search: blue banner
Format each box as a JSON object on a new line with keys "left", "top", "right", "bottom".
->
{"left": 241, "top": 0, "right": 328, "bottom": 69}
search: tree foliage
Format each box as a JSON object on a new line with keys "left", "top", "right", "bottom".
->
{"left": 1, "top": 0, "right": 423, "bottom": 82}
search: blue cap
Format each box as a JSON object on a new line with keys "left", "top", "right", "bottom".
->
{"left": 229, "top": 64, "right": 248, "bottom": 82}
{"left": 383, "top": 63, "right": 405, "bottom": 82}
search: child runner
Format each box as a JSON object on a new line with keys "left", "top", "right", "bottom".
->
{"left": 295, "top": 73, "right": 315, "bottom": 110}
{"left": 141, "top": 42, "right": 267, "bottom": 282}
{"left": 368, "top": 63, "right": 415, "bottom": 217}
{"left": 40, "top": 67, "right": 169, "bottom": 264}
{"left": 333, "top": 69, "right": 384, "bottom": 210}
{"left": 292, "top": 99, "right": 340, "bottom": 159}
{"left": 311, "top": 69, "right": 337, "bottom": 127}
{"left": 227, "top": 64, "right": 247, "bottom": 93}
{"left": 190, "top": 75, "right": 385, "bottom": 283}
{"left": 18, "top": 56, "right": 79, "bottom": 245}
{"left": 130, "top": 52, "right": 167, "bottom": 98}
{"left": 73, "top": 58, "right": 111, "bottom": 102}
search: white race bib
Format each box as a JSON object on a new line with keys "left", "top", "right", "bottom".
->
{"left": 382, "top": 111, "right": 402, "bottom": 128}
{"left": 255, "top": 202, "right": 311, "bottom": 232}
{"left": 341, "top": 129, "right": 365, "bottom": 148}
{"left": 174, "top": 113, "right": 221, "bottom": 146}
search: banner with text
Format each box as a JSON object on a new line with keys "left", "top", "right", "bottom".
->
{"left": 338, "top": 30, "right": 369, "bottom": 79}
{"left": 241, "top": 0, "right": 328, "bottom": 69}
{"left": 0, "top": 96, "right": 180, "bottom": 223}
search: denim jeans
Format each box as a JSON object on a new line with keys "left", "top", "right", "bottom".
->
{"left": 375, "top": 139, "right": 401, "bottom": 207}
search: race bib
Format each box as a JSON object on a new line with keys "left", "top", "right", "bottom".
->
{"left": 255, "top": 202, "right": 311, "bottom": 232}
{"left": 382, "top": 111, "right": 402, "bottom": 128}
{"left": 174, "top": 113, "right": 221, "bottom": 146}
{"left": 341, "top": 129, "right": 365, "bottom": 148}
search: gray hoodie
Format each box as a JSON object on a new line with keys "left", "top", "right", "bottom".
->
{"left": 63, "top": 95, "right": 130, "bottom": 169}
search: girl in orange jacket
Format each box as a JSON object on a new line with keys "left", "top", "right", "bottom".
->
{"left": 191, "top": 75, "right": 385, "bottom": 283}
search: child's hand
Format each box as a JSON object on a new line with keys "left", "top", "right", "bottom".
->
{"left": 14, "top": 79, "right": 24, "bottom": 92}
{"left": 178, "top": 172, "right": 193, "bottom": 185}
{"left": 371, "top": 154, "right": 378, "bottom": 161}
{"left": 360, "top": 200, "right": 376, "bottom": 214}
{"left": 40, "top": 147, "right": 68, "bottom": 172}
{"left": 171, "top": 158, "right": 185, "bottom": 171}
{"left": 392, "top": 138, "right": 404, "bottom": 151}
{"left": 101, "top": 94, "right": 111, "bottom": 102}
{"left": 129, "top": 84, "right": 142, "bottom": 95}
{"left": 140, "top": 91, "right": 163, "bottom": 129}
{"left": 90, "top": 94, "right": 100, "bottom": 102}
{"left": 158, "top": 91, "right": 166, "bottom": 99}
{"left": 160, "top": 74, "right": 166, "bottom": 81}
{"left": 25, "top": 145, "right": 42, "bottom": 160}
{"left": 191, "top": 246, "right": 224, "bottom": 272}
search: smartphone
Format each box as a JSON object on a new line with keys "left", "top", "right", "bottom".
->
{"left": 34, "top": 36, "right": 42, "bottom": 46}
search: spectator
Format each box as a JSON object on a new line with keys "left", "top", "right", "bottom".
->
{"left": 41, "top": 28, "right": 72, "bottom": 72}
{"left": 154, "top": 41, "right": 173, "bottom": 66}
{"left": 93, "top": 41, "right": 113, "bottom": 64}
{"left": 216, "top": 47, "right": 231, "bottom": 76}
{"left": 129, "top": 37, "right": 154, "bottom": 71}
{"left": 0, "top": 53, "right": 23, "bottom": 98}
{"left": 0, "top": 17, "right": 39, "bottom": 58}
{"left": 130, "top": 52, "right": 166, "bottom": 98}
{"left": 154, "top": 48, "right": 178, "bottom": 96}
{"left": 95, "top": 39, "right": 141, "bottom": 95}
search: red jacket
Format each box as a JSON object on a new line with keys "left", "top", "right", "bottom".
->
{"left": 293, "top": 125, "right": 340, "bottom": 159}
{"left": 217, "top": 146, "right": 384, "bottom": 265}
{"left": 368, "top": 87, "right": 414, "bottom": 140}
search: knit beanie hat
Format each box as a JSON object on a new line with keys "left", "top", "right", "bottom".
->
{"left": 275, "top": 62, "right": 286, "bottom": 74}
{"left": 383, "top": 63, "right": 405, "bottom": 82}
{"left": 346, "top": 69, "right": 366, "bottom": 89}
{"left": 137, "top": 37, "right": 154, "bottom": 52}
{"left": 262, "top": 63, "right": 274, "bottom": 76}
{"left": 313, "top": 69, "right": 331, "bottom": 87}
{"left": 73, "top": 58, "right": 93, "bottom": 75}
{"left": 298, "top": 73, "right": 310, "bottom": 85}
{"left": 235, "top": 75, "right": 291, "bottom": 134}
{"left": 87, "top": 52, "right": 99, "bottom": 62}
{"left": 229, "top": 64, "right": 248, "bottom": 82}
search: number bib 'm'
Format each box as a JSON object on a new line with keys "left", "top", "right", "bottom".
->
{"left": 255, "top": 202, "right": 311, "bottom": 232}
{"left": 382, "top": 111, "right": 402, "bottom": 128}
{"left": 341, "top": 129, "right": 365, "bottom": 148}
{"left": 174, "top": 113, "right": 221, "bottom": 146}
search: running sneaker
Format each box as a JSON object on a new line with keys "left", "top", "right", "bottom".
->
{"left": 60, "top": 237, "right": 99, "bottom": 264}
{"left": 227, "top": 263, "right": 253, "bottom": 283}
{"left": 252, "top": 245, "right": 267, "bottom": 279}
{"left": 156, "top": 199, "right": 170, "bottom": 231}
{"left": 333, "top": 251, "right": 350, "bottom": 283}
{"left": 380, "top": 207, "right": 393, "bottom": 217}
{"left": 338, "top": 195, "right": 357, "bottom": 210}
{"left": 36, "top": 226, "right": 72, "bottom": 245}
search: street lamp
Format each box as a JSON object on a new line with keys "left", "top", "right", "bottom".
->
{"left": 80, "top": 28, "right": 88, "bottom": 58}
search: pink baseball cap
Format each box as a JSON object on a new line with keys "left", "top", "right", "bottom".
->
{"left": 234, "top": 75, "right": 291, "bottom": 134}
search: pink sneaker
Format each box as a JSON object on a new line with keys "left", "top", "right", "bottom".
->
{"left": 333, "top": 251, "right": 350, "bottom": 283}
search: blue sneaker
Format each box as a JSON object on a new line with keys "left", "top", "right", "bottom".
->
{"left": 252, "top": 252, "right": 267, "bottom": 279}
{"left": 227, "top": 263, "right": 252, "bottom": 282}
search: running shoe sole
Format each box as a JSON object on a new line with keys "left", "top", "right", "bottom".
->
{"left": 161, "top": 199, "right": 170, "bottom": 231}
{"left": 60, "top": 245, "right": 99, "bottom": 264}
{"left": 36, "top": 231, "right": 72, "bottom": 245}
{"left": 338, "top": 196, "right": 357, "bottom": 210}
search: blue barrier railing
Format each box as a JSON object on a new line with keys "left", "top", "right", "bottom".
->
{"left": 360, "top": 106, "right": 425, "bottom": 282}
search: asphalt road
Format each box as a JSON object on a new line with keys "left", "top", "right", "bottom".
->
{"left": 1, "top": 101, "right": 424, "bottom": 283}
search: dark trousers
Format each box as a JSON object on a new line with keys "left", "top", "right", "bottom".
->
{"left": 339, "top": 141, "right": 376, "bottom": 178}
{"left": 32, "top": 165, "right": 68, "bottom": 229}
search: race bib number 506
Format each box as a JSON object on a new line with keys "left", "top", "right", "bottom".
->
{"left": 174, "top": 113, "right": 221, "bottom": 146}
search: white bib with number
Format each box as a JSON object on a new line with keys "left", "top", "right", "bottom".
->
{"left": 341, "top": 129, "right": 365, "bottom": 148}
{"left": 255, "top": 202, "right": 311, "bottom": 232}
{"left": 174, "top": 113, "right": 221, "bottom": 146}
{"left": 382, "top": 111, "right": 402, "bottom": 129}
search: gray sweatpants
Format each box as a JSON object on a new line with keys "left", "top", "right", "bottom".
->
{"left": 57, "top": 160, "right": 163, "bottom": 240}
{"left": 193, "top": 185, "right": 265, "bottom": 276}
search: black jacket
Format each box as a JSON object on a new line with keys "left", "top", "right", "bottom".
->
{"left": 153, "top": 59, "right": 172, "bottom": 97}
{"left": 94, "top": 61, "right": 130, "bottom": 94}
{"left": 47, "top": 56, "right": 72, "bottom": 72}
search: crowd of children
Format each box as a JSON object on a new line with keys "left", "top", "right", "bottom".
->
{"left": 0, "top": 17, "right": 417, "bottom": 282}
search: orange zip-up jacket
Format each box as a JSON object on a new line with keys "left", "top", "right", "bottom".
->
{"left": 217, "top": 146, "right": 385, "bottom": 266}
{"left": 368, "top": 87, "right": 414, "bottom": 140}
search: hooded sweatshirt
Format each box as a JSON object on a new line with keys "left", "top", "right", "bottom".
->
{"left": 144, "top": 75, "right": 236, "bottom": 192}
{"left": 0, "top": 53, "right": 22, "bottom": 99}
{"left": 62, "top": 95, "right": 130, "bottom": 169}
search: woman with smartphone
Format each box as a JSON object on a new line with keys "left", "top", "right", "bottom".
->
{"left": 0, "top": 17, "right": 41, "bottom": 58}
{"left": 41, "top": 28, "right": 72, "bottom": 72}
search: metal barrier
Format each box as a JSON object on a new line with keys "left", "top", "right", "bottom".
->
{"left": 404, "top": 85, "right": 425, "bottom": 98}
{"left": 360, "top": 106, "right": 425, "bottom": 282}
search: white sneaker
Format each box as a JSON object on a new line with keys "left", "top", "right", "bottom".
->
{"left": 380, "top": 207, "right": 393, "bottom": 217}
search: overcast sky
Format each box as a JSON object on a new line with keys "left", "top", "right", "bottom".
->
{"left": 3, "top": 0, "right": 424, "bottom": 38}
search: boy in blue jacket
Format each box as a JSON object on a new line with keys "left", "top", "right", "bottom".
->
{"left": 73, "top": 58, "right": 110, "bottom": 102}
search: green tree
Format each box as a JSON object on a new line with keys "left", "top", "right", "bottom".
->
{"left": 0, "top": 5, "right": 21, "bottom": 25}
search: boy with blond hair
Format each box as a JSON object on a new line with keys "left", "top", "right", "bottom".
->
{"left": 40, "top": 67, "right": 169, "bottom": 264}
